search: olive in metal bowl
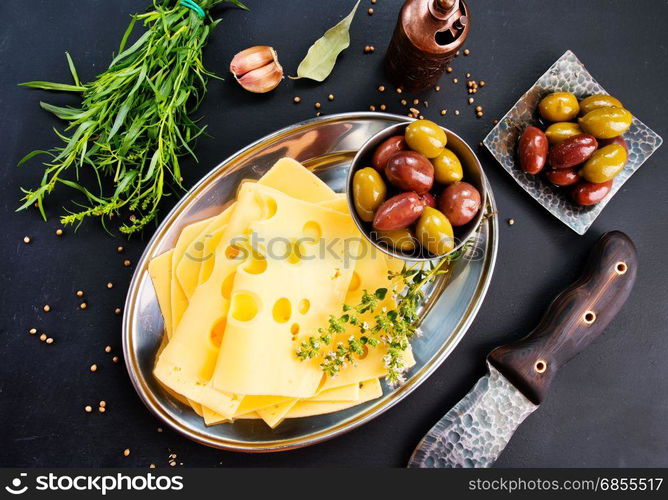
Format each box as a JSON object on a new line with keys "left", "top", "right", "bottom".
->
{"left": 385, "top": 151, "right": 434, "bottom": 194}
{"left": 438, "top": 182, "right": 481, "bottom": 227}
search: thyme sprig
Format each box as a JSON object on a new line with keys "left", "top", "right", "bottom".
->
{"left": 297, "top": 250, "right": 465, "bottom": 385}
{"left": 18, "top": 0, "right": 246, "bottom": 234}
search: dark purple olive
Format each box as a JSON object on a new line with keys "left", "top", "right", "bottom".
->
{"left": 438, "top": 182, "right": 481, "bottom": 226}
{"left": 385, "top": 151, "right": 434, "bottom": 194}
{"left": 419, "top": 192, "right": 436, "bottom": 208}
{"left": 371, "top": 135, "right": 407, "bottom": 171}
{"left": 545, "top": 167, "right": 581, "bottom": 187}
{"left": 598, "top": 135, "right": 628, "bottom": 153}
{"left": 373, "top": 192, "right": 424, "bottom": 231}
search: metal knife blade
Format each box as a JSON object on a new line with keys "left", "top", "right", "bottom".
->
{"left": 408, "top": 231, "right": 638, "bottom": 468}
{"left": 408, "top": 363, "right": 537, "bottom": 468}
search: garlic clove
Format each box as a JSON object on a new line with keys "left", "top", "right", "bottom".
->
{"left": 230, "top": 46, "right": 277, "bottom": 77}
{"left": 236, "top": 61, "right": 284, "bottom": 93}
{"left": 230, "top": 45, "right": 284, "bottom": 93}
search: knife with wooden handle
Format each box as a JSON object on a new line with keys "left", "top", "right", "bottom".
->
{"left": 408, "top": 231, "right": 638, "bottom": 468}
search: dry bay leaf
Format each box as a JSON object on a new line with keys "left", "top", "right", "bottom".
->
{"left": 291, "top": 0, "right": 360, "bottom": 82}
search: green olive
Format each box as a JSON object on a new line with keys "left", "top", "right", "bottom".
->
{"left": 538, "top": 92, "right": 580, "bottom": 122}
{"left": 416, "top": 207, "right": 454, "bottom": 256}
{"left": 579, "top": 144, "right": 627, "bottom": 183}
{"left": 376, "top": 228, "right": 416, "bottom": 252}
{"left": 545, "top": 122, "right": 583, "bottom": 145}
{"left": 353, "top": 167, "right": 387, "bottom": 222}
{"left": 432, "top": 148, "right": 463, "bottom": 184}
{"left": 405, "top": 120, "right": 447, "bottom": 158}
{"left": 578, "top": 107, "right": 633, "bottom": 139}
{"left": 579, "top": 94, "right": 623, "bottom": 116}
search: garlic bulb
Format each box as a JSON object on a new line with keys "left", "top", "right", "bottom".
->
{"left": 230, "top": 46, "right": 283, "bottom": 93}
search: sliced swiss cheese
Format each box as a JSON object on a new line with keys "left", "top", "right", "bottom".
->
{"left": 286, "top": 378, "right": 382, "bottom": 419}
{"left": 148, "top": 250, "right": 174, "bottom": 338}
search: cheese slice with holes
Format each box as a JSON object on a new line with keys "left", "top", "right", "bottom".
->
{"left": 148, "top": 250, "right": 174, "bottom": 338}
{"left": 209, "top": 182, "right": 360, "bottom": 397}
{"left": 256, "top": 399, "right": 298, "bottom": 428}
{"left": 286, "top": 379, "right": 382, "bottom": 419}
{"left": 176, "top": 206, "right": 234, "bottom": 299}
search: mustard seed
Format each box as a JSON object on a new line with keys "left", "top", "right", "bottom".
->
{"left": 380, "top": 104, "right": 386, "bottom": 111}
{"left": 293, "top": 96, "right": 301, "bottom": 104}
{"left": 507, "top": 218, "right": 515, "bottom": 226}
{"left": 123, "top": 449, "right": 130, "bottom": 457}
{"left": 378, "top": 85, "right": 385, "bottom": 92}
{"left": 56, "top": 229, "right": 63, "bottom": 236}
{"left": 99, "top": 401, "right": 106, "bottom": 408}
{"left": 446, "top": 66, "right": 453, "bottom": 73}
{"left": 99, "top": 406, "right": 106, "bottom": 413}
{"left": 468, "top": 97, "right": 474, "bottom": 104}
{"left": 23, "top": 236, "right": 31, "bottom": 244}
{"left": 46, "top": 338, "right": 54, "bottom": 344}
{"left": 476, "top": 111, "right": 484, "bottom": 117}
{"left": 475, "top": 106, "right": 483, "bottom": 112}
{"left": 105, "top": 345, "right": 112, "bottom": 353}
{"left": 123, "top": 260, "right": 131, "bottom": 267}
{"left": 396, "top": 88, "right": 402, "bottom": 94}
{"left": 368, "top": 8, "right": 374, "bottom": 15}
{"left": 43, "top": 305, "right": 51, "bottom": 312}
{"left": 107, "top": 282, "right": 113, "bottom": 289}
{"left": 85, "top": 406, "right": 92, "bottom": 413}
{"left": 480, "top": 81, "right": 486, "bottom": 87}
{"left": 90, "top": 364, "right": 98, "bottom": 372}
{"left": 76, "top": 290, "right": 84, "bottom": 297}
{"left": 455, "top": 110, "right": 460, "bottom": 115}
{"left": 466, "top": 72, "right": 471, "bottom": 78}
{"left": 400, "top": 99, "right": 407, "bottom": 106}
{"left": 112, "top": 356, "right": 119, "bottom": 363}
{"left": 435, "top": 85, "right": 441, "bottom": 91}
{"left": 149, "top": 464, "right": 156, "bottom": 469}
{"left": 369, "top": 105, "right": 376, "bottom": 111}
{"left": 314, "top": 102, "right": 321, "bottom": 109}
{"left": 413, "top": 98, "right": 419, "bottom": 105}
{"left": 114, "top": 308, "right": 122, "bottom": 315}
{"left": 453, "top": 78, "right": 458, "bottom": 83}
{"left": 117, "top": 246, "right": 124, "bottom": 253}
{"left": 464, "top": 49, "right": 470, "bottom": 55}
{"left": 39, "top": 334, "right": 47, "bottom": 342}
{"left": 80, "top": 302, "right": 87, "bottom": 310}
{"left": 440, "top": 109, "right": 447, "bottom": 116}
{"left": 29, "top": 328, "right": 37, "bottom": 335}
{"left": 328, "top": 94, "right": 334, "bottom": 101}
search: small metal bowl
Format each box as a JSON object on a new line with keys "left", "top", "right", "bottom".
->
{"left": 346, "top": 121, "right": 487, "bottom": 261}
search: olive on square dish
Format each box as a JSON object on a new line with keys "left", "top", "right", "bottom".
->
{"left": 352, "top": 120, "right": 481, "bottom": 257}
{"left": 517, "top": 91, "right": 633, "bottom": 206}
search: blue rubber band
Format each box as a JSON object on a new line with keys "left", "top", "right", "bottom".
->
{"left": 180, "top": 0, "right": 205, "bottom": 18}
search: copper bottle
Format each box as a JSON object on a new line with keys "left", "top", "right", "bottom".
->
{"left": 385, "top": 0, "right": 470, "bottom": 93}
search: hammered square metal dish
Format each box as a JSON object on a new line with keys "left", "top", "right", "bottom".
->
{"left": 123, "top": 112, "right": 498, "bottom": 452}
{"left": 483, "top": 50, "right": 663, "bottom": 235}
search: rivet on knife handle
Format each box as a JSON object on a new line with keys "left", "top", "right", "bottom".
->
{"left": 488, "top": 230, "right": 638, "bottom": 405}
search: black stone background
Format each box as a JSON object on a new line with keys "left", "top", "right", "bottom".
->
{"left": 1, "top": 0, "right": 667, "bottom": 467}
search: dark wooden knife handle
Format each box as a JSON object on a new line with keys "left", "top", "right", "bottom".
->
{"left": 488, "top": 231, "right": 637, "bottom": 405}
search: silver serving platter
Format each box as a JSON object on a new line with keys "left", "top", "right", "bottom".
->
{"left": 123, "top": 112, "right": 498, "bottom": 452}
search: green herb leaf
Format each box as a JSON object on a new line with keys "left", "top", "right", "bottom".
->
{"left": 291, "top": 0, "right": 359, "bottom": 82}
{"left": 19, "top": 81, "right": 86, "bottom": 92}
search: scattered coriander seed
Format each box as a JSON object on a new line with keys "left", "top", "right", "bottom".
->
{"left": 507, "top": 218, "right": 515, "bottom": 226}
{"left": 99, "top": 401, "right": 106, "bottom": 408}
{"left": 466, "top": 72, "right": 471, "bottom": 78}
{"left": 328, "top": 94, "right": 334, "bottom": 101}
{"left": 453, "top": 78, "right": 458, "bottom": 83}
{"left": 112, "top": 356, "right": 119, "bottom": 363}
{"left": 479, "top": 142, "right": 484, "bottom": 147}
{"left": 107, "top": 282, "right": 113, "bottom": 289}
{"left": 39, "top": 334, "right": 47, "bottom": 342}
{"left": 464, "top": 48, "right": 470, "bottom": 55}
{"left": 123, "top": 260, "right": 131, "bottom": 267}
{"left": 157, "top": 427, "right": 163, "bottom": 433}
{"left": 476, "top": 111, "right": 484, "bottom": 117}
{"left": 446, "top": 66, "right": 453, "bottom": 73}
{"left": 480, "top": 80, "right": 486, "bottom": 87}
{"left": 468, "top": 97, "right": 474, "bottom": 104}
{"left": 413, "top": 98, "right": 419, "bottom": 105}
{"left": 409, "top": 107, "right": 420, "bottom": 117}
{"left": 105, "top": 345, "right": 112, "bottom": 353}
{"left": 114, "top": 308, "right": 122, "bottom": 315}
{"left": 493, "top": 119, "right": 499, "bottom": 124}
{"left": 314, "top": 102, "right": 321, "bottom": 109}
{"left": 85, "top": 405, "right": 92, "bottom": 413}
{"left": 99, "top": 406, "right": 106, "bottom": 413}
{"left": 369, "top": 46, "right": 375, "bottom": 52}
{"left": 43, "top": 305, "right": 51, "bottom": 312}
{"left": 475, "top": 106, "right": 483, "bottom": 112}
{"left": 396, "top": 87, "right": 402, "bottom": 94}
{"left": 315, "top": 112, "right": 321, "bottom": 117}
{"left": 378, "top": 85, "right": 385, "bottom": 92}
{"left": 29, "top": 328, "right": 37, "bottom": 335}
{"left": 435, "top": 85, "right": 441, "bottom": 91}
{"left": 371, "top": 0, "right": 376, "bottom": 3}
{"left": 56, "top": 229, "right": 63, "bottom": 236}
{"left": 455, "top": 110, "right": 460, "bottom": 115}
{"left": 149, "top": 464, "right": 156, "bottom": 469}
{"left": 80, "top": 302, "right": 87, "bottom": 310}
{"left": 400, "top": 99, "right": 407, "bottom": 106}
{"left": 368, "top": 8, "right": 373, "bottom": 15}
{"left": 24, "top": 236, "right": 32, "bottom": 244}
{"left": 46, "top": 338, "right": 54, "bottom": 344}
{"left": 124, "top": 449, "right": 130, "bottom": 457}
{"left": 117, "top": 246, "right": 124, "bottom": 253}
{"left": 440, "top": 109, "right": 447, "bottom": 116}
{"left": 293, "top": 96, "right": 301, "bottom": 104}
{"left": 369, "top": 105, "right": 376, "bottom": 111}
{"left": 380, "top": 104, "right": 387, "bottom": 111}
{"left": 418, "top": 115, "right": 424, "bottom": 119}
{"left": 90, "top": 364, "right": 98, "bottom": 372}
{"left": 76, "top": 290, "right": 84, "bottom": 297}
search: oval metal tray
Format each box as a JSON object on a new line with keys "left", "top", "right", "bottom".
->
{"left": 123, "top": 112, "right": 498, "bottom": 452}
